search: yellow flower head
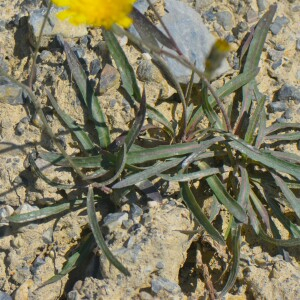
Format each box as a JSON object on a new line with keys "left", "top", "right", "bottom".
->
{"left": 52, "top": 0, "right": 136, "bottom": 29}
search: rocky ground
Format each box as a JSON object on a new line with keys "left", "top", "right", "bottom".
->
{"left": 0, "top": 0, "right": 300, "bottom": 299}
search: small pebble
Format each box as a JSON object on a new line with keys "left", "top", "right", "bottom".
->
{"left": 269, "top": 101, "right": 287, "bottom": 112}
{"left": 0, "top": 77, "right": 25, "bottom": 105}
{"left": 277, "top": 84, "right": 300, "bottom": 102}
{"left": 216, "top": 11, "right": 234, "bottom": 31}
{"left": 270, "top": 16, "right": 289, "bottom": 35}
{"left": 268, "top": 49, "right": 283, "bottom": 61}
{"left": 225, "top": 34, "right": 236, "bottom": 43}
{"left": 0, "top": 291, "right": 13, "bottom": 300}
{"left": 0, "top": 20, "right": 6, "bottom": 32}
{"left": 97, "top": 64, "right": 120, "bottom": 95}
{"left": 257, "top": 0, "right": 268, "bottom": 11}
{"left": 156, "top": 261, "right": 165, "bottom": 269}
{"left": 103, "top": 212, "right": 128, "bottom": 232}
{"left": 271, "top": 59, "right": 282, "bottom": 70}
{"left": 14, "top": 203, "right": 39, "bottom": 215}
{"left": 130, "top": 204, "right": 143, "bottom": 221}
{"left": 39, "top": 50, "right": 51, "bottom": 62}
{"left": 0, "top": 205, "right": 14, "bottom": 219}
{"left": 246, "top": 8, "right": 258, "bottom": 23}
{"left": 151, "top": 277, "right": 182, "bottom": 294}
{"left": 283, "top": 109, "right": 293, "bottom": 120}
{"left": 89, "top": 59, "right": 101, "bottom": 75}
{"left": 42, "top": 228, "right": 53, "bottom": 244}
{"left": 203, "top": 9, "right": 216, "bottom": 22}
{"left": 72, "top": 46, "right": 85, "bottom": 59}
{"left": 275, "top": 44, "right": 285, "bottom": 51}
{"left": 109, "top": 99, "right": 117, "bottom": 108}
{"left": 195, "top": 0, "right": 214, "bottom": 10}
{"left": 296, "top": 39, "right": 300, "bottom": 51}
{"left": 122, "top": 219, "right": 134, "bottom": 230}
{"left": 276, "top": 117, "right": 288, "bottom": 123}
{"left": 238, "top": 21, "right": 248, "bottom": 33}
{"left": 79, "top": 35, "right": 90, "bottom": 47}
{"left": 291, "top": 5, "right": 300, "bottom": 12}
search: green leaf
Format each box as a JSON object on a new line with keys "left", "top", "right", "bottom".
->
{"left": 255, "top": 105, "right": 266, "bottom": 148}
{"left": 41, "top": 233, "right": 95, "bottom": 286}
{"left": 124, "top": 88, "right": 146, "bottom": 151}
{"left": 39, "top": 151, "right": 112, "bottom": 169}
{"left": 226, "top": 134, "right": 300, "bottom": 180}
{"left": 237, "top": 165, "right": 250, "bottom": 210}
{"left": 267, "top": 150, "right": 300, "bottom": 164}
{"left": 272, "top": 173, "right": 300, "bottom": 219}
{"left": 201, "top": 81, "right": 224, "bottom": 130}
{"left": 265, "top": 123, "right": 300, "bottom": 135}
{"left": 113, "top": 157, "right": 184, "bottom": 189}
{"left": 103, "top": 29, "right": 174, "bottom": 137}
{"left": 46, "top": 89, "right": 96, "bottom": 153}
{"left": 252, "top": 182, "right": 300, "bottom": 237}
{"left": 29, "top": 153, "right": 75, "bottom": 189}
{"left": 249, "top": 188, "right": 271, "bottom": 231}
{"left": 265, "top": 133, "right": 300, "bottom": 141}
{"left": 63, "top": 40, "right": 110, "bottom": 148}
{"left": 187, "top": 68, "right": 259, "bottom": 133}
{"left": 258, "top": 225, "right": 300, "bottom": 247}
{"left": 244, "top": 95, "right": 266, "bottom": 145}
{"left": 180, "top": 182, "right": 225, "bottom": 245}
{"left": 87, "top": 187, "right": 130, "bottom": 276}
{"left": 197, "top": 161, "right": 248, "bottom": 223}
{"left": 237, "top": 5, "right": 276, "bottom": 128}
{"left": 159, "top": 168, "right": 220, "bottom": 182}
{"left": 219, "top": 224, "right": 241, "bottom": 298}
{"left": 8, "top": 200, "right": 85, "bottom": 223}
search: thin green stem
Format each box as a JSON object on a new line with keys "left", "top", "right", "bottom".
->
{"left": 29, "top": 1, "right": 53, "bottom": 89}
{"left": 113, "top": 25, "right": 232, "bottom": 132}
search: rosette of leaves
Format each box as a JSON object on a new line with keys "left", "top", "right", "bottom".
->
{"left": 6, "top": 4, "right": 299, "bottom": 297}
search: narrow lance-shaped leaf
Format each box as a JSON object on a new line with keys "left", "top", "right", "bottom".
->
{"left": 244, "top": 95, "right": 266, "bottom": 145}
{"left": 265, "top": 132, "right": 300, "bottom": 141}
{"left": 103, "top": 29, "right": 174, "bottom": 137}
{"left": 187, "top": 68, "right": 259, "bottom": 133}
{"left": 225, "top": 134, "right": 300, "bottom": 180}
{"left": 272, "top": 173, "right": 300, "bottom": 219}
{"left": 252, "top": 182, "right": 300, "bottom": 237}
{"left": 41, "top": 233, "right": 95, "bottom": 286}
{"left": 219, "top": 224, "right": 241, "bottom": 297}
{"left": 236, "top": 5, "right": 276, "bottom": 130}
{"left": 159, "top": 168, "right": 220, "bottom": 182}
{"left": 249, "top": 188, "right": 271, "bottom": 231}
{"left": 130, "top": 7, "right": 176, "bottom": 51}
{"left": 180, "top": 181, "right": 225, "bottom": 245}
{"left": 63, "top": 40, "right": 111, "bottom": 148}
{"left": 258, "top": 225, "right": 300, "bottom": 247}
{"left": 201, "top": 81, "right": 224, "bottom": 130}
{"left": 255, "top": 105, "right": 267, "bottom": 148}
{"left": 29, "top": 153, "right": 76, "bottom": 190}
{"left": 87, "top": 187, "right": 130, "bottom": 276}
{"left": 197, "top": 161, "right": 248, "bottom": 223}
{"left": 265, "top": 123, "right": 300, "bottom": 136}
{"left": 8, "top": 200, "right": 85, "bottom": 223}
{"left": 46, "top": 89, "right": 96, "bottom": 153}
{"left": 113, "top": 157, "right": 184, "bottom": 189}
{"left": 124, "top": 88, "right": 146, "bottom": 151}
{"left": 237, "top": 165, "right": 250, "bottom": 210}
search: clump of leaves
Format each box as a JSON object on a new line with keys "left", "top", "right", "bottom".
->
{"left": 3, "top": 3, "right": 300, "bottom": 298}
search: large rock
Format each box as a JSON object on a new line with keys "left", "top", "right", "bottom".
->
{"left": 134, "top": 0, "right": 230, "bottom": 83}
{"left": 28, "top": 7, "right": 88, "bottom": 47}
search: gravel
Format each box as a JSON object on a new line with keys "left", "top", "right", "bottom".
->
{"left": 277, "top": 84, "right": 300, "bottom": 102}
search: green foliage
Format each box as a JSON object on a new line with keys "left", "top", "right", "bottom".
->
{"left": 2, "top": 3, "right": 300, "bottom": 298}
